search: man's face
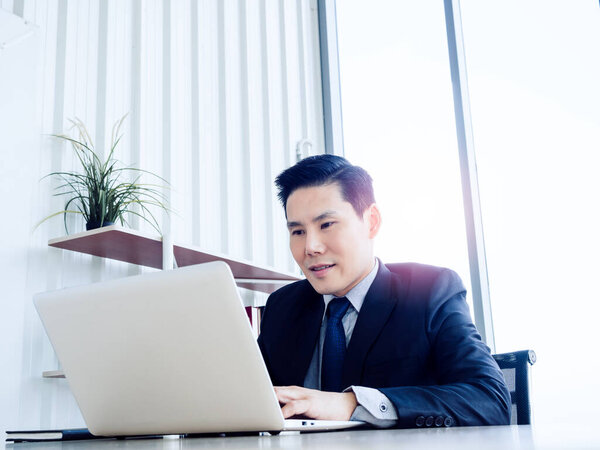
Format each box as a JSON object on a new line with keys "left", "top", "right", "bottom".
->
{"left": 286, "top": 183, "right": 380, "bottom": 297}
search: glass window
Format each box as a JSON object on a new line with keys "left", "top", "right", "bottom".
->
{"left": 336, "top": 1, "right": 473, "bottom": 308}
{"left": 460, "top": 0, "right": 600, "bottom": 424}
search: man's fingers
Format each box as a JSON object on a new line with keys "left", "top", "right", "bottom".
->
{"left": 280, "top": 399, "right": 309, "bottom": 419}
{"left": 274, "top": 385, "right": 309, "bottom": 402}
{"left": 274, "top": 386, "right": 314, "bottom": 418}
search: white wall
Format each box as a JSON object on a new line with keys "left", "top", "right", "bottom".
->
{"left": 0, "top": 0, "right": 324, "bottom": 434}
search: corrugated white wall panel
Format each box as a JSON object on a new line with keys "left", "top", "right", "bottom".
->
{"left": 1, "top": 0, "right": 324, "bottom": 432}
{"left": 246, "top": 0, "right": 268, "bottom": 266}
{"left": 0, "top": 9, "right": 41, "bottom": 433}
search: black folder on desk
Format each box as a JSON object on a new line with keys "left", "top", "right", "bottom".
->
{"left": 6, "top": 428, "right": 264, "bottom": 443}
{"left": 5, "top": 428, "right": 168, "bottom": 443}
{"left": 6, "top": 428, "right": 99, "bottom": 443}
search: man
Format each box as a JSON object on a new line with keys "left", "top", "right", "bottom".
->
{"left": 257, "top": 155, "right": 510, "bottom": 428}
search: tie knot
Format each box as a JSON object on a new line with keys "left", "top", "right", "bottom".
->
{"left": 327, "top": 297, "right": 350, "bottom": 320}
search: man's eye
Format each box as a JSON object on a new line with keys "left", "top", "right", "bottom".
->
{"left": 321, "top": 222, "right": 335, "bottom": 229}
{"left": 291, "top": 229, "right": 304, "bottom": 236}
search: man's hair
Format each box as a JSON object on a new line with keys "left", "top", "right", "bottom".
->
{"left": 275, "top": 155, "right": 375, "bottom": 217}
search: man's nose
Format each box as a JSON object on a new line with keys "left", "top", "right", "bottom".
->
{"left": 305, "top": 231, "right": 325, "bottom": 255}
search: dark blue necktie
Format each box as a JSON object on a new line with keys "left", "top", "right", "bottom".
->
{"left": 321, "top": 297, "right": 351, "bottom": 392}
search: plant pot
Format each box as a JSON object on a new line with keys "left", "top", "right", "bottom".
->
{"left": 86, "top": 220, "right": 115, "bottom": 231}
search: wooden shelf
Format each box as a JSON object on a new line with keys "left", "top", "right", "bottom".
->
{"left": 49, "top": 225, "right": 300, "bottom": 293}
{"left": 49, "top": 226, "right": 164, "bottom": 268}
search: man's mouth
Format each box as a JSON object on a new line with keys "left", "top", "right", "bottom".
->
{"left": 309, "top": 264, "right": 335, "bottom": 272}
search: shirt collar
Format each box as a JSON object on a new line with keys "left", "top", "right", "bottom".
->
{"left": 323, "top": 258, "right": 379, "bottom": 314}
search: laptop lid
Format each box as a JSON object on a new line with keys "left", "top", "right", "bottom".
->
{"left": 34, "top": 262, "right": 287, "bottom": 436}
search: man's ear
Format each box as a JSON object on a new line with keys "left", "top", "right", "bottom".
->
{"left": 364, "top": 203, "right": 381, "bottom": 239}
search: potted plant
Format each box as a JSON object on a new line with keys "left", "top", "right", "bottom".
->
{"left": 39, "top": 116, "right": 169, "bottom": 234}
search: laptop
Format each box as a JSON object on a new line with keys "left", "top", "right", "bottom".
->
{"left": 33, "top": 261, "right": 364, "bottom": 436}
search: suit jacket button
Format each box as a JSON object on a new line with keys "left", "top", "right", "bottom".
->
{"left": 444, "top": 417, "right": 453, "bottom": 427}
{"left": 425, "top": 416, "right": 434, "bottom": 427}
{"left": 416, "top": 416, "right": 425, "bottom": 427}
{"left": 434, "top": 416, "right": 444, "bottom": 427}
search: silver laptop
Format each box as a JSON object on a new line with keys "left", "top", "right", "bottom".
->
{"left": 34, "top": 261, "right": 364, "bottom": 436}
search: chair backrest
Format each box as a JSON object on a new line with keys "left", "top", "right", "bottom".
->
{"left": 492, "top": 350, "right": 536, "bottom": 425}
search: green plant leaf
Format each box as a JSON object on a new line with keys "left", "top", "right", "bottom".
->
{"left": 39, "top": 114, "right": 170, "bottom": 235}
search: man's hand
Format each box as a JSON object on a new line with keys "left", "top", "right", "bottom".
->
{"left": 274, "top": 386, "right": 358, "bottom": 421}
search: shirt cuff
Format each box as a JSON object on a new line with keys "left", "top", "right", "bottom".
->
{"left": 345, "top": 385, "right": 398, "bottom": 428}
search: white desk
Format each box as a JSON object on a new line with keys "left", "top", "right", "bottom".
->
{"left": 4, "top": 424, "right": 598, "bottom": 449}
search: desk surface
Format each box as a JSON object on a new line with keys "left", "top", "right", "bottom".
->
{"left": 4, "top": 424, "right": 599, "bottom": 450}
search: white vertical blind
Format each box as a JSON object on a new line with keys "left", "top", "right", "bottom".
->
{"left": 29, "top": 0, "right": 324, "bottom": 267}
{"left": 0, "top": 0, "right": 324, "bottom": 431}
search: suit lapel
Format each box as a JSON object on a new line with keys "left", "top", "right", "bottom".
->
{"left": 281, "top": 284, "right": 324, "bottom": 386}
{"left": 342, "top": 263, "right": 401, "bottom": 388}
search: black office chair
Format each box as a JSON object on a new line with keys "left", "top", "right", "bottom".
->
{"left": 492, "top": 349, "right": 536, "bottom": 425}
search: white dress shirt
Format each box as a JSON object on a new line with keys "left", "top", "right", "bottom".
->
{"left": 302, "top": 258, "right": 398, "bottom": 427}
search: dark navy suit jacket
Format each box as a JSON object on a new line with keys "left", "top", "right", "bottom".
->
{"left": 257, "top": 262, "right": 511, "bottom": 428}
